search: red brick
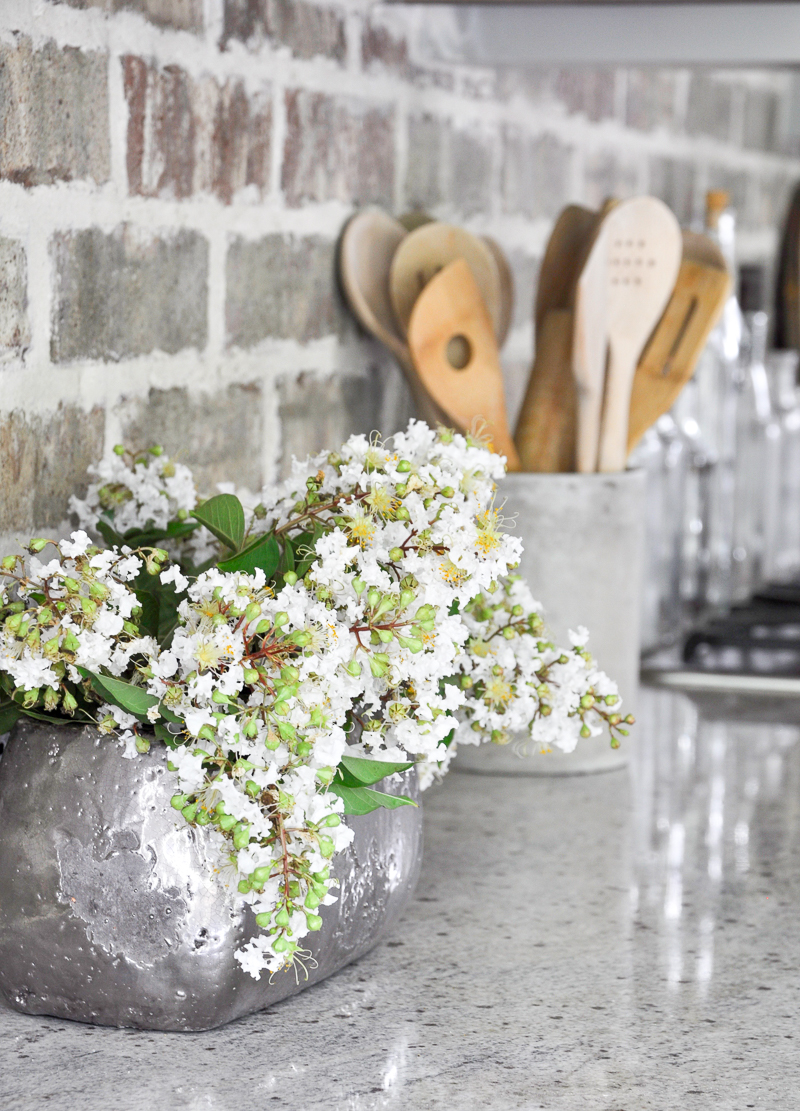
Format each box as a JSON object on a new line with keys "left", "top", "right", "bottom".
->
{"left": 282, "top": 90, "right": 394, "bottom": 208}
{"left": 0, "top": 37, "right": 109, "bottom": 188}
{"left": 222, "top": 0, "right": 346, "bottom": 61}
{"left": 124, "top": 57, "right": 271, "bottom": 204}
{"left": 361, "top": 19, "right": 408, "bottom": 72}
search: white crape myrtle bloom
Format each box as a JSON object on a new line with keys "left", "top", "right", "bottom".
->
{"left": 69, "top": 446, "right": 218, "bottom": 568}
{"left": 0, "top": 534, "right": 154, "bottom": 717}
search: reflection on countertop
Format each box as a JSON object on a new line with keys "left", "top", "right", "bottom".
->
{"left": 1, "top": 686, "right": 799, "bottom": 1110}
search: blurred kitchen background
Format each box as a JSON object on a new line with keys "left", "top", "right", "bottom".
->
{"left": 4, "top": 1, "right": 800, "bottom": 676}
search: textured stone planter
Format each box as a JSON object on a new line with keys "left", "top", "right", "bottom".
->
{"left": 0, "top": 720, "right": 422, "bottom": 1032}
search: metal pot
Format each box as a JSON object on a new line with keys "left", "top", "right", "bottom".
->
{"left": 0, "top": 719, "right": 422, "bottom": 1031}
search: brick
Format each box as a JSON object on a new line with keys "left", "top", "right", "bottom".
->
{"left": 124, "top": 57, "right": 271, "bottom": 204}
{"left": 583, "top": 150, "right": 638, "bottom": 209}
{"left": 502, "top": 128, "right": 572, "bottom": 221}
{"left": 278, "top": 371, "right": 384, "bottom": 478}
{"left": 282, "top": 91, "right": 394, "bottom": 208}
{"left": 743, "top": 87, "right": 779, "bottom": 153}
{"left": 450, "top": 128, "right": 494, "bottom": 218}
{"left": 0, "top": 239, "right": 30, "bottom": 357}
{"left": 686, "top": 76, "right": 732, "bottom": 142}
{"left": 55, "top": 0, "right": 203, "bottom": 31}
{"left": 362, "top": 17, "right": 408, "bottom": 72}
{"left": 625, "top": 69, "right": 679, "bottom": 132}
{"left": 0, "top": 37, "right": 109, "bottom": 187}
{"left": 51, "top": 226, "right": 208, "bottom": 362}
{"left": 555, "top": 68, "right": 617, "bottom": 123}
{"left": 226, "top": 235, "right": 343, "bottom": 348}
{"left": 118, "top": 384, "right": 263, "bottom": 493}
{"left": 222, "top": 0, "right": 346, "bottom": 61}
{"left": 648, "top": 157, "right": 696, "bottom": 225}
{"left": 405, "top": 114, "right": 446, "bottom": 211}
{"left": 0, "top": 405, "right": 104, "bottom": 535}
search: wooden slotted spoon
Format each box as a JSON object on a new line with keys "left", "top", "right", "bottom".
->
{"left": 339, "top": 208, "right": 447, "bottom": 427}
{"left": 407, "top": 258, "right": 521, "bottom": 471}
{"left": 626, "top": 230, "right": 730, "bottom": 455}
{"left": 597, "top": 197, "right": 682, "bottom": 473}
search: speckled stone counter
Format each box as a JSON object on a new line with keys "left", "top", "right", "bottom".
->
{"left": 1, "top": 686, "right": 798, "bottom": 1110}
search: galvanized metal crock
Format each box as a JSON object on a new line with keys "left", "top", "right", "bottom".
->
{"left": 0, "top": 719, "right": 422, "bottom": 1031}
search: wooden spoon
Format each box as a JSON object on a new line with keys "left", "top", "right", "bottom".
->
{"left": 338, "top": 208, "right": 448, "bottom": 428}
{"left": 626, "top": 231, "right": 730, "bottom": 455}
{"left": 514, "top": 205, "right": 602, "bottom": 471}
{"left": 407, "top": 258, "right": 522, "bottom": 471}
{"left": 390, "top": 223, "right": 502, "bottom": 340}
{"left": 482, "top": 236, "right": 515, "bottom": 349}
{"left": 597, "top": 197, "right": 682, "bottom": 473}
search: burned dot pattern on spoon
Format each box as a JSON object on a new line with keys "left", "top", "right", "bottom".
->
{"left": 610, "top": 237, "right": 658, "bottom": 286}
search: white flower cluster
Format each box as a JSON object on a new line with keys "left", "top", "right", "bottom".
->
{"left": 0, "top": 531, "right": 153, "bottom": 714}
{"left": 70, "top": 446, "right": 218, "bottom": 568}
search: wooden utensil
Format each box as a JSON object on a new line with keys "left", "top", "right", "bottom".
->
{"left": 774, "top": 181, "right": 800, "bottom": 350}
{"left": 407, "top": 258, "right": 522, "bottom": 471}
{"left": 390, "top": 223, "right": 503, "bottom": 340}
{"left": 515, "top": 204, "right": 602, "bottom": 471}
{"left": 482, "top": 236, "right": 515, "bottom": 349}
{"left": 338, "top": 208, "right": 448, "bottom": 428}
{"left": 514, "top": 309, "right": 576, "bottom": 472}
{"left": 572, "top": 215, "right": 614, "bottom": 473}
{"left": 597, "top": 197, "right": 682, "bottom": 473}
{"left": 626, "top": 230, "right": 730, "bottom": 455}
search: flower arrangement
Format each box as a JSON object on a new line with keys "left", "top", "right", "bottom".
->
{"left": 0, "top": 423, "right": 630, "bottom": 980}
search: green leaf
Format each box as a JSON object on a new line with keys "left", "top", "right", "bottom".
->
{"left": 123, "top": 520, "right": 200, "bottom": 548}
{"left": 79, "top": 669, "right": 159, "bottom": 719}
{"left": 96, "top": 517, "right": 126, "bottom": 549}
{"left": 278, "top": 538, "right": 295, "bottom": 575}
{"left": 329, "top": 782, "right": 417, "bottom": 816}
{"left": 191, "top": 494, "right": 245, "bottom": 552}
{"left": 293, "top": 522, "right": 326, "bottom": 579}
{"left": 336, "top": 754, "right": 414, "bottom": 787}
{"left": 218, "top": 532, "right": 280, "bottom": 578}
{"left": 0, "top": 701, "right": 21, "bottom": 734}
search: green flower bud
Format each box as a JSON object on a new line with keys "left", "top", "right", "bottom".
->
{"left": 148, "top": 444, "right": 164, "bottom": 456}
{"left": 345, "top": 658, "right": 361, "bottom": 678}
{"left": 282, "top": 570, "right": 298, "bottom": 586}
{"left": 181, "top": 802, "right": 198, "bottom": 823}
{"left": 441, "top": 486, "right": 454, "bottom": 498}
{"left": 395, "top": 483, "right": 408, "bottom": 497}
{"left": 245, "top": 602, "right": 261, "bottom": 623}
{"left": 275, "top": 907, "right": 290, "bottom": 929}
{"left": 112, "top": 443, "right": 126, "bottom": 456}
{"left": 322, "top": 813, "right": 341, "bottom": 828}
{"left": 624, "top": 714, "right": 635, "bottom": 725}
{"left": 397, "top": 459, "right": 411, "bottom": 473}
{"left": 395, "top": 507, "right": 410, "bottom": 521}
{"left": 290, "top": 631, "right": 311, "bottom": 648}
{"left": 238, "top": 879, "right": 252, "bottom": 894}
{"left": 253, "top": 619, "right": 270, "bottom": 635}
{"left": 218, "top": 813, "right": 237, "bottom": 831}
{"left": 352, "top": 577, "right": 366, "bottom": 596}
{"left": 305, "top": 913, "right": 323, "bottom": 931}
{"left": 255, "top": 912, "right": 271, "bottom": 929}
{"left": 195, "top": 809, "right": 211, "bottom": 826}
{"left": 197, "top": 724, "right": 216, "bottom": 742}
{"left": 378, "top": 629, "right": 394, "bottom": 644}
{"left": 135, "top": 735, "right": 151, "bottom": 754}
{"left": 316, "top": 766, "right": 335, "bottom": 786}
{"left": 245, "top": 779, "right": 260, "bottom": 798}
{"left": 368, "top": 654, "right": 388, "bottom": 678}
{"left": 296, "top": 741, "right": 313, "bottom": 758}
{"left": 232, "top": 822, "right": 251, "bottom": 850}
{"left": 304, "top": 890, "right": 321, "bottom": 910}
{"left": 580, "top": 724, "right": 591, "bottom": 739}
{"left": 318, "top": 834, "right": 335, "bottom": 858}
{"left": 212, "top": 688, "right": 229, "bottom": 705}
{"left": 63, "top": 577, "right": 80, "bottom": 594}
{"left": 396, "top": 635, "right": 423, "bottom": 653}
{"left": 272, "top": 935, "right": 289, "bottom": 952}
{"left": 274, "top": 611, "right": 289, "bottom": 627}
{"left": 604, "top": 694, "right": 618, "bottom": 706}
{"left": 389, "top": 547, "right": 404, "bottom": 562}
{"left": 243, "top": 668, "right": 260, "bottom": 685}
{"left": 22, "top": 688, "right": 40, "bottom": 709}
{"left": 460, "top": 675, "right": 472, "bottom": 689}
{"left": 252, "top": 865, "right": 271, "bottom": 887}
{"left": 580, "top": 694, "right": 595, "bottom": 709}
{"left": 367, "top": 588, "right": 380, "bottom": 609}
{"left": 28, "top": 538, "right": 49, "bottom": 554}
{"left": 62, "top": 689, "right": 78, "bottom": 716}
{"left": 1, "top": 555, "right": 18, "bottom": 572}
{"left": 502, "top": 626, "right": 515, "bottom": 640}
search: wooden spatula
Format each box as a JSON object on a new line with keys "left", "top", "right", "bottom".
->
{"left": 534, "top": 204, "right": 600, "bottom": 331}
{"left": 626, "top": 230, "right": 730, "bottom": 455}
{"left": 407, "top": 258, "right": 522, "bottom": 471}
{"left": 339, "top": 208, "right": 447, "bottom": 428}
{"left": 597, "top": 197, "right": 682, "bottom": 473}
{"left": 390, "top": 223, "right": 503, "bottom": 341}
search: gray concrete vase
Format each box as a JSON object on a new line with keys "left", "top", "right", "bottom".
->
{"left": 0, "top": 719, "right": 423, "bottom": 1031}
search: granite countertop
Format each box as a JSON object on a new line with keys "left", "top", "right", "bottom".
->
{"left": 1, "top": 685, "right": 798, "bottom": 1110}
